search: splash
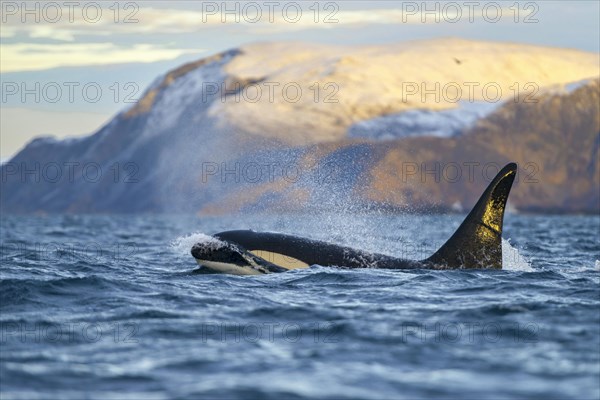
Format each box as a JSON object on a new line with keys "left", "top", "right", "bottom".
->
{"left": 170, "top": 232, "right": 222, "bottom": 257}
{"left": 502, "top": 238, "right": 533, "bottom": 271}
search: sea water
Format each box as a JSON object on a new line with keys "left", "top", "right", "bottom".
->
{"left": 1, "top": 213, "right": 598, "bottom": 399}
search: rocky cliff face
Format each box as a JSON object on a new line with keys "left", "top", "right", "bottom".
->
{"left": 2, "top": 40, "right": 599, "bottom": 214}
{"left": 363, "top": 79, "right": 600, "bottom": 214}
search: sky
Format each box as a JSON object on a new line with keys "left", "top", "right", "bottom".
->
{"left": 1, "top": 0, "right": 599, "bottom": 158}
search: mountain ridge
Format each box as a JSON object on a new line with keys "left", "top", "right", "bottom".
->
{"left": 2, "top": 39, "right": 599, "bottom": 214}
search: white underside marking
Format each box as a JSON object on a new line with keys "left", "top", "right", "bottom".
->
{"left": 195, "top": 259, "right": 262, "bottom": 275}
{"left": 249, "top": 250, "right": 309, "bottom": 269}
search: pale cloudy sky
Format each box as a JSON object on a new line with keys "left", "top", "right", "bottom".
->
{"left": 1, "top": 1, "right": 599, "bottom": 158}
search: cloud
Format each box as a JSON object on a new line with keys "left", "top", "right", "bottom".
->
{"left": 2, "top": 4, "right": 535, "bottom": 40}
{"left": 1, "top": 43, "right": 204, "bottom": 72}
{"left": 0, "top": 3, "right": 536, "bottom": 72}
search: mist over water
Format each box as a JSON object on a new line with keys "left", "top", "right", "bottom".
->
{"left": 1, "top": 213, "right": 599, "bottom": 399}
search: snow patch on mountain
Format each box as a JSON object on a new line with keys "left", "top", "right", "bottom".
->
{"left": 348, "top": 101, "right": 500, "bottom": 139}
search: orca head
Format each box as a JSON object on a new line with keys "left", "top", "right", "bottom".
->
{"left": 191, "top": 240, "right": 245, "bottom": 264}
{"left": 190, "top": 238, "right": 277, "bottom": 275}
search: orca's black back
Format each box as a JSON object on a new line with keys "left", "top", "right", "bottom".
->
{"left": 215, "top": 230, "right": 417, "bottom": 269}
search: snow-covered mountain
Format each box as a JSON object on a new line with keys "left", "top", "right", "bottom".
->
{"left": 2, "top": 39, "right": 599, "bottom": 213}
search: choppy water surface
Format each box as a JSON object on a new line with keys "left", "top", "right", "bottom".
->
{"left": 1, "top": 213, "right": 599, "bottom": 399}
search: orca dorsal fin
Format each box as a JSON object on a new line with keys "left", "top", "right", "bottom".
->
{"left": 427, "top": 163, "right": 517, "bottom": 269}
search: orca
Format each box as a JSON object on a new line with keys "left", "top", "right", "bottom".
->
{"left": 191, "top": 163, "right": 517, "bottom": 274}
